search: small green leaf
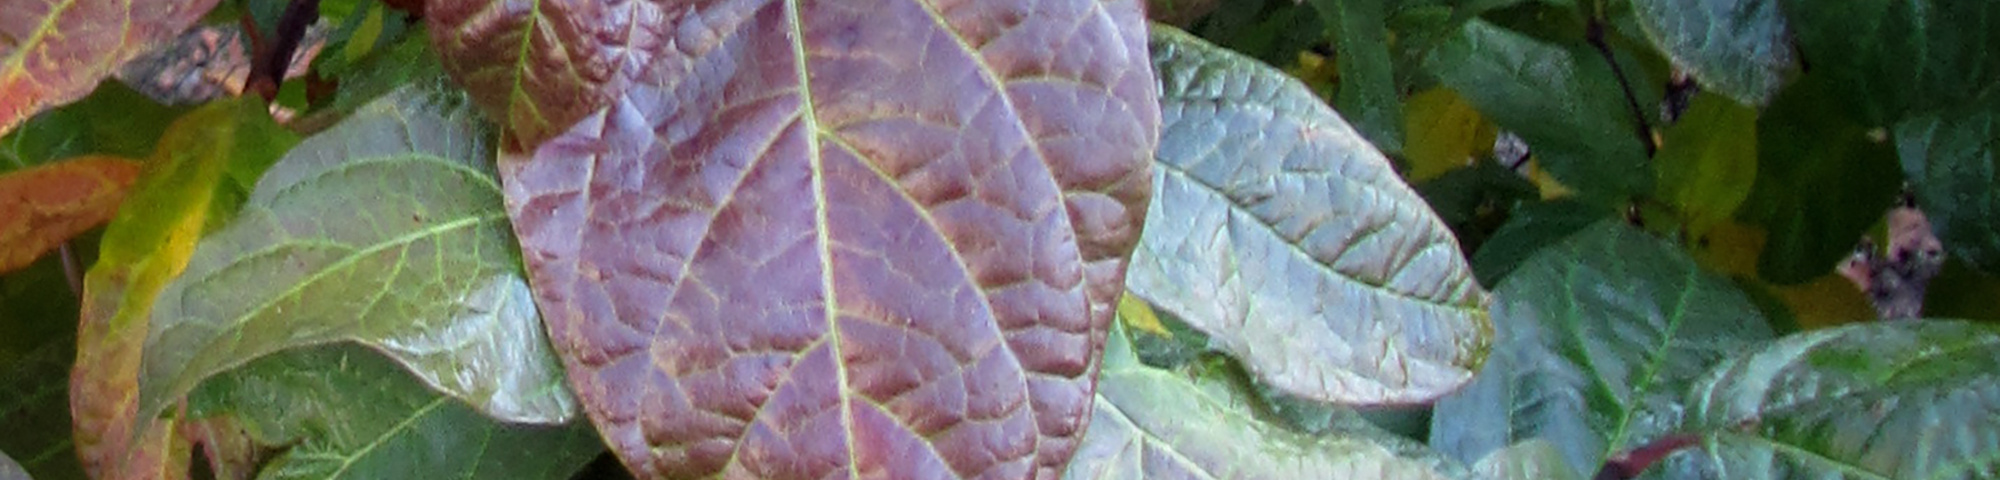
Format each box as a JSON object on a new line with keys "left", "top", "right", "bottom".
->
{"left": 1740, "top": 74, "right": 1901, "bottom": 284}
{"left": 341, "top": 3, "right": 388, "bottom": 63}
{"left": 1063, "top": 320, "right": 1471, "bottom": 479}
{"left": 1431, "top": 221, "right": 1775, "bottom": 479}
{"left": 0, "top": 82, "right": 191, "bottom": 173}
{"left": 1897, "top": 87, "right": 2000, "bottom": 274}
{"left": 138, "top": 88, "right": 577, "bottom": 430}
{"left": 1472, "top": 439, "right": 1584, "bottom": 480}
{"left": 1425, "top": 19, "right": 1651, "bottom": 200}
{"left": 1655, "top": 93, "right": 1758, "bottom": 236}
{"left": 1308, "top": 0, "right": 1404, "bottom": 153}
{"left": 1134, "top": 26, "right": 1492, "bottom": 406}
{"left": 1468, "top": 199, "right": 1612, "bottom": 286}
{"left": 188, "top": 344, "right": 602, "bottom": 479}
{"left": 1687, "top": 320, "right": 2000, "bottom": 479}
{"left": 1781, "top": 0, "right": 2000, "bottom": 124}
{"left": 1629, "top": 0, "right": 1795, "bottom": 106}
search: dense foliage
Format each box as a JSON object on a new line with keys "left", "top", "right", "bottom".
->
{"left": 2, "top": 0, "right": 1997, "bottom": 479}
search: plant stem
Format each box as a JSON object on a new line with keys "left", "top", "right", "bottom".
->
{"left": 247, "top": 0, "right": 321, "bottom": 101}
{"left": 1594, "top": 433, "right": 1700, "bottom": 480}
{"left": 59, "top": 242, "right": 83, "bottom": 298}
{"left": 1585, "top": 18, "right": 1657, "bottom": 158}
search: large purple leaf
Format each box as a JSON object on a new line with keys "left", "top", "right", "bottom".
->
{"left": 476, "top": 1, "right": 1158, "bottom": 478}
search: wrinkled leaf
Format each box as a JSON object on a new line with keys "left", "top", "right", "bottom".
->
{"left": 1430, "top": 221, "right": 1775, "bottom": 479}
{"left": 1133, "top": 26, "right": 1490, "bottom": 406}
{"left": 139, "top": 88, "right": 577, "bottom": 429}
{"left": 1062, "top": 320, "right": 1469, "bottom": 480}
{"left": 1425, "top": 19, "right": 1651, "bottom": 200}
{"left": 425, "top": 0, "right": 646, "bottom": 150}
{"left": 0, "top": 156, "right": 139, "bottom": 274}
{"left": 1402, "top": 88, "right": 1497, "bottom": 182}
{"left": 1781, "top": 0, "right": 2000, "bottom": 124}
{"left": 0, "top": 82, "right": 189, "bottom": 172}
{"left": 1629, "top": 0, "right": 1794, "bottom": 106}
{"left": 1308, "top": 0, "right": 1404, "bottom": 153}
{"left": 1897, "top": 87, "right": 2000, "bottom": 274}
{"left": 1686, "top": 320, "right": 2000, "bottom": 479}
{"left": 500, "top": 2, "right": 1158, "bottom": 478}
{"left": 1472, "top": 439, "right": 1584, "bottom": 480}
{"left": 1740, "top": 75, "right": 1900, "bottom": 284}
{"left": 0, "top": 0, "right": 218, "bottom": 136}
{"left": 72, "top": 98, "right": 297, "bottom": 480}
{"left": 1654, "top": 93, "right": 1757, "bottom": 236}
{"left": 187, "top": 344, "right": 602, "bottom": 479}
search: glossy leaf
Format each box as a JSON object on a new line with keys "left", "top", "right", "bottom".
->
{"left": 425, "top": 0, "right": 644, "bottom": 150}
{"left": 1686, "top": 320, "right": 2000, "bottom": 478}
{"left": 0, "top": 0, "right": 218, "bottom": 137}
{"left": 139, "top": 88, "right": 577, "bottom": 430}
{"left": 1425, "top": 19, "right": 1651, "bottom": 200}
{"left": 500, "top": 2, "right": 1158, "bottom": 478}
{"left": 1897, "top": 88, "right": 2000, "bottom": 274}
{"left": 1132, "top": 27, "right": 1490, "bottom": 405}
{"left": 1654, "top": 93, "right": 1756, "bottom": 236}
{"left": 1781, "top": 0, "right": 2000, "bottom": 124}
{"left": 1062, "top": 320, "right": 1469, "bottom": 480}
{"left": 0, "top": 156, "right": 139, "bottom": 274}
{"left": 187, "top": 344, "right": 602, "bottom": 479}
{"left": 1308, "top": 0, "right": 1404, "bottom": 153}
{"left": 1430, "top": 221, "right": 1775, "bottom": 479}
{"left": 1471, "top": 440, "right": 1583, "bottom": 480}
{"left": 1630, "top": 0, "right": 1794, "bottom": 106}
{"left": 1740, "top": 75, "right": 1900, "bottom": 284}
{"left": 72, "top": 98, "right": 298, "bottom": 480}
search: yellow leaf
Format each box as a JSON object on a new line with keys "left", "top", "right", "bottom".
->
{"left": 1118, "top": 293, "right": 1172, "bottom": 338}
{"left": 1402, "top": 88, "right": 1496, "bottom": 181}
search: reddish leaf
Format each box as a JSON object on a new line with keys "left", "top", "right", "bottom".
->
{"left": 488, "top": 1, "right": 1157, "bottom": 478}
{"left": 426, "top": 0, "right": 647, "bottom": 150}
{"left": 0, "top": 156, "right": 140, "bottom": 274}
{"left": 0, "top": 0, "right": 219, "bottom": 137}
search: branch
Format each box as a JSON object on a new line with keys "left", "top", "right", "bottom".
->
{"left": 1585, "top": 18, "right": 1657, "bottom": 158}
{"left": 246, "top": 0, "right": 321, "bottom": 101}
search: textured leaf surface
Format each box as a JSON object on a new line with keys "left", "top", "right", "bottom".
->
{"left": 1781, "top": 0, "right": 2000, "bottom": 123}
{"left": 139, "top": 89, "right": 577, "bottom": 429}
{"left": 1129, "top": 26, "right": 1490, "bottom": 406}
{"left": 1425, "top": 19, "right": 1651, "bottom": 200}
{"left": 184, "top": 344, "right": 601, "bottom": 479}
{"left": 0, "top": 156, "right": 138, "bottom": 274}
{"left": 72, "top": 98, "right": 297, "bottom": 480}
{"left": 499, "top": 2, "right": 1158, "bottom": 478}
{"left": 1654, "top": 93, "right": 1756, "bottom": 236}
{"left": 1897, "top": 88, "right": 2000, "bottom": 274}
{"left": 425, "top": 0, "right": 644, "bottom": 150}
{"left": 1063, "top": 321, "right": 1468, "bottom": 480}
{"left": 1630, "top": 0, "right": 1793, "bottom": 106}
{"left": 1430, "top": 221, "right": 1775, "bottom": 478}
{"left": 1740, "top": 75, "right": 1900, "bottom": 284}
{"left": 0, "top": 0, "right": 218, "bottom": 137}
{"left": 1472, "top": 440, "right": 1583, "bottom": 480}
{"left": 1687, "top": 320, "right": 2000, "bottom": 479}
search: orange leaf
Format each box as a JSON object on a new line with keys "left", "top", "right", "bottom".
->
{"left": 0, "top": 0, "right": 220, "bottom": 137}
{"left": 0, "top": 156, "right": 141, "bottom": 273}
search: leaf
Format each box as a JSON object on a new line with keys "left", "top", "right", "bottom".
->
{"left": 1, "top": 280, "right": 81, "bottom": 480}
{"left": 0, "top": 156, "right": 140, "bottom": 274}
{"left": 1472, "top": 439, "right": 1584, "bottom": 480}
{"left": 0, "top": 0, "right": 218, "bottom": 137}
{"left": 1134, "top": 26, "right": 1490, "bottom": 406}
{"left": 1308, "top": 0, "right": 1404, "bottom": 153}
{"left": 1686, "top": 320, "right": 2000, "bottom": 478}
{"left": 1468, "top": 199, "right": 1612, "bottom": 286}
{"left": 1629, "top": 0, "right": 1794, "bottom": 106}
{"left": 425, "top": 0, "right": 643, "bottom": 150}
{"left": 139, "top": 88, "right": 578, "bottom": 430}
{"left": 1654, "top": 93, "right": 1757, "bottom": 236}
{"left": 1115, "top": 293, "right": 1170, "bottom": 338}
{"left": 1425, "top": 19, "right": 1652, "bottom": 200}
{"left": 1062, "top": 320, "right": 1470, "bottom": 480}
{"left": 1739, "top": 74, "right": 1901, "bottom": 284}
{"left": 1430, "top": 221, "right": 1775, "bottom": 479}
{"left": 0, "top": 82, "right": 190, "bottom": 172}
{"left": 1781, "top": 0, "right": 2000, "bottom": 124}
{"left": 1402, "top": 88, "right": 1498, "bottom": 182}
{"left": 71, "top": 98, "right": 298, "bottom": 480}
{"left": 1896, "top": 87, "right": 2000, "bottom": 275}
{"left": 186, "top": 344, "right": 603, "bottom": 479}
{"left": 498, "top": 2, "right": 1159, "bottom": 478}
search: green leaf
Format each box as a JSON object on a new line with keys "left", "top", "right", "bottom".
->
{"left": 1134, "top": 26, "right": 1491, "bottom": 405}
{"left": 1655, "top": 93, "right": 1758, "bottom": 236}
{"left": 0, "top": 82, "right": 190, "bottom": 173}
{"left": 1472, "top": 439, "right": 1584, "bottom": 480}
{"left": 1430, "top": 221, "right": 1775, "bottom": 479}
{"left": 138, "top": 88, "right": 577, "bottom": 430}
{"left": 187, "top": 344, "right": 602, "bottom": 479}
{"left": 1781, "top": 0, "right": 2000, "bottom": 124}
{"left": 1740, "top": 74, "right": 1901, "bottom": 284}
{"left": 1686, "top": 320, "right": 2000, "bottom": 479}
{"left": 1896, "top": 87, "right": 2000, "bottom": 274}
{"left": 0, "top": 254, "right": 83, "bottom": 480}
{"left": 1308, "top": 0, "right": 1405, "bottom": 153}
{"left": 1063, "top": 320, "right": 1471, "bottom": 479}
{"left": 1468, "top": 198, "right": 1612, "bottom": 288}
{"left": 1425, "top": 19, "right": 1652, "bottom": 200}
{"left": 1629, "top": 0, "right": 1794, "bottom": 106}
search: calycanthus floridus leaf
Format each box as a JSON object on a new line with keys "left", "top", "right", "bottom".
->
{"left": 1064, "top": 319, "right": 1471, "bottom": 479}
{"left": 1629, "top": 0, "right": 1795, "bottom": 106}
{"left": 494, "top": 2, "right": 1158, "bottom": 478}
{"left": 1429, "top": 221, "right": 1775, "bottom": 478}
{"left": 138, "top": 88, "right": 578, "bottom": 432}
{"left": 185, "top": 344, "right": 602, "bottom": 480}
{"left": 1128, "top": 26, "right": 1490, "bottom": 406}
{"left": 0, "top": 0, "right": 218, "bottom": 137}
{"left": 1686, "top": 320, "right": 2000, "bottom": 479}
